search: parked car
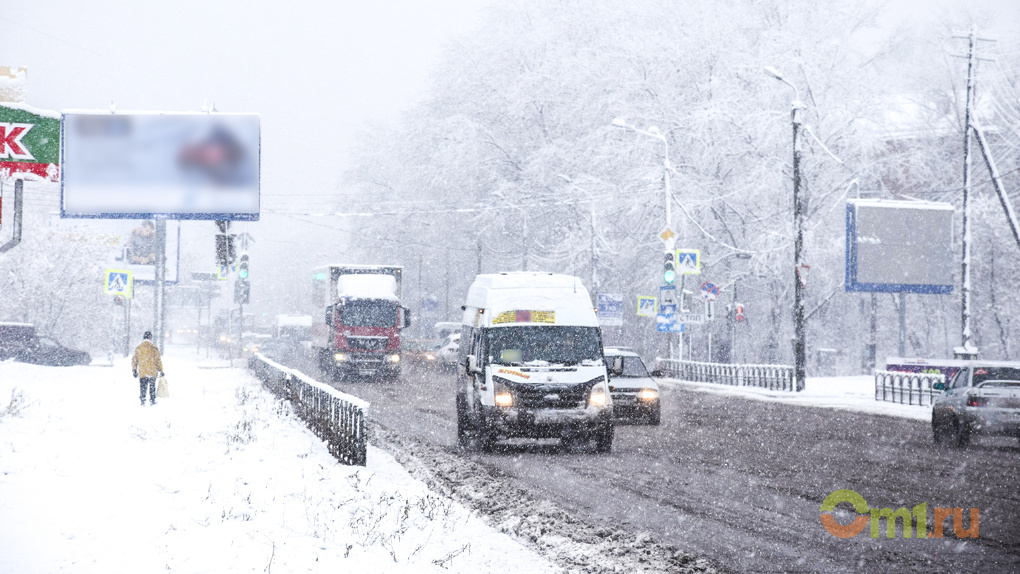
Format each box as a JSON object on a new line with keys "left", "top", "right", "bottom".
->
{"left": 932, "top": 364, "right": 1020, "bottom": 447}
{"left": 401, "top": 338, "right": 442, "bottom": 371}
{"left": 605, "top": 347, "right": 660, "bottom": 425}
{"left": 436, "top": 332, "right": 461, "bottom": 371}
{"left": 0, "top": 322, "right": 38, "bottom": 361}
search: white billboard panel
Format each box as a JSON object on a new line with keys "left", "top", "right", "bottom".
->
{"left": 60, "top": 112, "right": 260, "bottom": 220}
{"left": 845, "top": 199, "right": 954, "bottom": 294}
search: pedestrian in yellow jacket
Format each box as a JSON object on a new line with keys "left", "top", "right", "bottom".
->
{"left": 132, "top": 331, "right": 164, "bottom": 406}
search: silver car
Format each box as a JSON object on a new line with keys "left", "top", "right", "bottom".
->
{"left": 605, "top": 347, "right": 660, "bottom": 425}
{"left": 932, "top": 365, "right": 1020, "bottom": 447}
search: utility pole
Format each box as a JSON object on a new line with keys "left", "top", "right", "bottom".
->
{"left": 953, "top": 27, "right": 995, "bottom": 358}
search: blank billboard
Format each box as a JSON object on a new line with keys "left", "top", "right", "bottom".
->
{"left": 60, "top": 112, "right": 260, "bottom": 220}
{"left": 845, "top": 199, "right": 954, "bottom": 294}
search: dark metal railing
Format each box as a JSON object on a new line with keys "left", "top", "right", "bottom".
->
{"left": 874, "top": 370, "right": 944, "bottom": 406}
{"left": 654, "top": 359, "right": 797, "bottom": 392}
{"left": 250, "top": 353, "right": 369, "bottom": 466}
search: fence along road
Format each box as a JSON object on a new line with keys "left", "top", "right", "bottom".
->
{"left": 874, "top": 370, "right": 945, "bottom": 406}
{"left": 250, "top": 353, "right": 368, "bottom": 466}
{"left": 655, "top": 358, "right": 796, "bottom": 391}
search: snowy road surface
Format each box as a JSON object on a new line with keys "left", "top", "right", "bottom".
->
{"left": 315, "top": 362, "right": 1020, "bottom": 574}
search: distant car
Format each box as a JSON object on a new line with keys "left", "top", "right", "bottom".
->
{"left": 401, "top": 339, "right": 442, "bottom": 371}
{"left": 932, "top": 365, "right": 1020, "bottom": 447}
{"left": 436, "top": 333, "right": 461, "bottom": 370}
{"left": 16, "top": 336, "right": 92, "bottom": 367}
{"left": 0, "top": 322, "right": 37, "bottom": 361}
{"left": 605, "top": 347, "right": 660, "bottom": 424}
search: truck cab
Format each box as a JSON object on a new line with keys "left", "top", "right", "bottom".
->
{"left": 456, "top": 272, "right": 613, "bottom": 452}
{"left": 311, "top": 265, "right": 410, "bottom": 381}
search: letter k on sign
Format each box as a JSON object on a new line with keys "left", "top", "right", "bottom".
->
{"left": 0, "top": 123, "right": 34, "bottom": 160}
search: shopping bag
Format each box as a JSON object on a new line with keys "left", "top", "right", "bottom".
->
{"left": 156, "top": 375, "right": 170, "bottom": 398}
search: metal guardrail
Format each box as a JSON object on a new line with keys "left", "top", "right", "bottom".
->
{"left": 250, "top": 353, "right": 369, "bottom": 466}
{"left": 655, "top": 359, "right": 797, "bottom": 392}
{"left": 874, "top": 370, "right": 944, "bottom": 406}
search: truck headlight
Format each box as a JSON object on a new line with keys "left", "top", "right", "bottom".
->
{"left": 334, "top": 353, "right": 348, "bottom": 362}
{"left": 388, "top": 353, "right": 401, "bottom": 363}
{"left": 638, "top": 388, "right": 659, "bottom": 401}
{"left": 589, "top": 381, "right": 609, "bottom": 407}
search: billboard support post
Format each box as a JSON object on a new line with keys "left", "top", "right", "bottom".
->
{"left": 0, "top": 180, "right": 23, "bottom": 254}
{"left": 154, "top": 220, "right": 167, "bottom": 353}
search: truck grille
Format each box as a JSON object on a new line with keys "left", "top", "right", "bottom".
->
{"left": 347, "top": 336, "right": 388, "bottom": 351}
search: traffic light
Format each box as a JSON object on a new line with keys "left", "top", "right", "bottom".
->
{"left": 238, "top": 254, "right": 249, "bottom": 280}
{"left": 215, "top": 234, "right": 236, "bottom": 267}
{"left": 663, "top": 250, "right": 676, "bottom": 284}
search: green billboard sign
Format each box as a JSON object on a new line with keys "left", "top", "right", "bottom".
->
{"left": 0, "top": 102, "right": 60, "bottom": 181}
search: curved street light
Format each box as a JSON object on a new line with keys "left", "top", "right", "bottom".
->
{"left": 765, "top": 66, "right": 807, "bottom": 392}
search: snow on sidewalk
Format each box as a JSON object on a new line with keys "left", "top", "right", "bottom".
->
{"left": 0, "top": 352, "right": 559, "bottom": 574}
{"left": 660, "top": 374, "right": 932, "bottom": 422}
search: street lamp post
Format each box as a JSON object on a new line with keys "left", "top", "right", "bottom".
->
{"left": 764, "top": 67, "right": 807, "bottom": 392}
{"left": 611, "top": 118, "right": 681, "bottom": 360}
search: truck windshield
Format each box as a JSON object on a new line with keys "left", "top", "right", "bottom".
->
{"left": 487, "top": 326, "right": 601, "bottom": 366}
{"left": 339, "top": 300, "right": 396, "bottom": 328}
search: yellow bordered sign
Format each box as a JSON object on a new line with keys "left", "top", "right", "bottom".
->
{"left": 104, "top": 269, "right": 133, "bottom": 297}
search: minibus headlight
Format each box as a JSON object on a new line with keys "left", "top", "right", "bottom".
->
{"left": 589, "top": 380, "right": 609, "bottom": 408}
{"left": 388, "top": 353, "right": 401, "bottom": 364}
{"left": 334, "top": 353, "right": 348, "bottom": 362}
{"left": 493, "top": 376, "right": 514, "bottom": 408}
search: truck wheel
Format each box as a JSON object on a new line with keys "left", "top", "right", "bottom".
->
{"left": 594, "top": 424, "right": 614, "bottom": 453}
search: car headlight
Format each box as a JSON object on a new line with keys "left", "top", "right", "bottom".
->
{"left": 251, "top": 346, "right": 259, "bottom": 353}
{"left": 638, "top": 388, "right": 659, "bottom": 401}
{"left": 425, "top": 354, "right": 436, "bottom": 361}
{"left": 493, "top": 376, "right": 514, "bottom": 407}
{"left": 334, "top": 353, "right": 348, "bottom": 362}
{"left": 589, "top": 379, "right": 609, "bottom": 408}
{"left": 388, "top": 353, "right": 401, "bottom": 363}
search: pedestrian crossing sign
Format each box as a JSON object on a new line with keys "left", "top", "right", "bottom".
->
{"left": 676, "top": 249, "right": 701, "bottom": 275}
{"left": 104, "top": 269, "right": 133, "bottom": 297}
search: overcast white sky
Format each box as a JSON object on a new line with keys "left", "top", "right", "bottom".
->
{"left": 0, "top": 0, "right": 493, "bottom": 199}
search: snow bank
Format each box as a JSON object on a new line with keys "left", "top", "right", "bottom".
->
{"left": 0, "top": 347, "right": 557, "bottom": 574}
{"left": 659, "top": 374, "right": 932, "bottom": 422}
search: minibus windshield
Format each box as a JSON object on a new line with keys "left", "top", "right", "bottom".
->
{"left": 487, "top": 326, "right": 601, "bottom": 366}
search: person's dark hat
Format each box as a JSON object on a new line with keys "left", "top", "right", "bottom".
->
{"left": 143, "top": 331, "right": 153, "bottom": 340}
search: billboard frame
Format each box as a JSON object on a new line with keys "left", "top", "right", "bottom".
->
{"left": 845, "top": 199, "right": 954, "bottom": 294}
{"left": 58, "top": 111, "right": 260, "bottom": 222}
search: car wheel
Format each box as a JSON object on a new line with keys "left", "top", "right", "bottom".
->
{"left": 648, "top": 405, "right": 661, "bottom": 426}
{"left": 953, "top": 417, "right": 971, "bottom": 448}
{"left": 594, "top": 424, "right": 614, "bottom": 453}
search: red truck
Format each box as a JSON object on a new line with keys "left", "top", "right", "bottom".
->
{"left": 311, "top": 265, "right": 410, "bottom": 381}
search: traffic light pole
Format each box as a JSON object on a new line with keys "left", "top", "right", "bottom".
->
{"left": 154, "top": 219, "right": 167, "bottom": 353}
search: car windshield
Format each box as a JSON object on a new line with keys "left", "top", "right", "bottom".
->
{"left": 339, "top": 299, "right": 396, "bottom": 327}
{"left": 609, "top": 355, "right": 650, "bottom": 378}
{"left": 487, "top": 326, "right": 601, "bottom": 366}
{"left": 972, "top": 367, "right": 1020, "bottom": 386}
